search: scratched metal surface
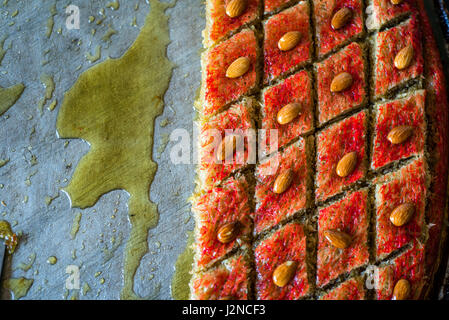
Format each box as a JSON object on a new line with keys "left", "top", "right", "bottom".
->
{"left": 1, "top": 0, "right": 449, "bottom": 301}
{"left": 0, "top": 0, "right": 202, "bottom": 300}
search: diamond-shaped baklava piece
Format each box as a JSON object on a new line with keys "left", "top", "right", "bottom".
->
{"left": 371, "top": 90, "right": 426, "bottom": 170}
{"left": 255, "top": 138, "right": 312, "bottom": 234}
{"left": 314, "top": 0, "right": 364, "bottom": 58}
{"left": 366, "top": 0, "right": 417, "bottom": 31}
{"left": 374, "top": 158, "right": 427, "bottom": 260}
{"left": 190, "top": 253, "right": 251, "bottom": 300}
{"left": 204, "top": 0, "right": 261, "bottom": 47}
{"left": 316, "top": 111, "right": 368, "bottom": 202}
{"left": 316, "top": 42, "right": 367, "bottom": 124}
{"left": 317, "top": 190, "right": 370, "bottom": 287}
{"left": 201, "top": 29, "right": 260, "bottom": 117}
{"left": 191, "top": 175, "right": 252, "bottom": 270}
{"left": 373, "top": 16, "right": 423, "bottom": 99}
{"left": 263, "top": 2, "right": 312, "bottom": 83}
{"left": 261, "top": 70, "right": 314, "bottom": 153}
{"left": 255, "top": 223, "right": 310, "bottom": 300}
{"left": 197, "top": 98, "right": 256, "bottom": 190}
{"left": 376, "top": 241, "right": 425, "bottom": 300}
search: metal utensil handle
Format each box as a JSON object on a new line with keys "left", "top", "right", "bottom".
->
{"left": 0, "top": 245, "right": 5, "bottom": 281}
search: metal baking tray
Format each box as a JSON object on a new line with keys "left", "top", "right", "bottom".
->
{"left": 0, "top": 0, "right": 448, "bottom": 300}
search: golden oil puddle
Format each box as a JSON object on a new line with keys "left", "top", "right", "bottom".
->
{"left": 17, "top": 253, "right": 36, "bottom": 272}
{"left": 45, "top": 3, "right": 57, "bottom": 38}
{"left": 0, "top": 159, "right": 9, "bottom": 167}
{"left": 82, "top": 282, "right": 91, "bottom": 296}
{"left": 38, "top": 73, "right": 55, "bottom": 114}
{"left": 106, "top": 0, "right": 120, "bottom": 11}
{"left": 47, "top": 256, "right": 57, "bottom": 265}
{"left": 86, "top": 45, "right": 102, "bottom": 63}
{"left": 70, "top": 212, "right": 82, "bottom": 240}
{"left": 3, "top": 278, "right": 33, "bottom": 300}
{"left": 56, "top": 0, "right": 175, "bottom": 300}
{"left": 171, "top": 231, "right": 194, "bottom": 300}
{"left": 102, "top": 25, "right": 117, "bottom": 42}
{"left": 0, "top": 83, "right": 25, "bottom": 116}
{"left": 0, "top": 36, "right": 11, "bottom": 66}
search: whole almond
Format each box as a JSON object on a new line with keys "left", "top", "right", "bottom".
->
{"left": 330, "top": 72, "right": 353, "bottom": 92}
{"left": 387, "top": 125, "right": 413, "bottom": 144}
{"left": 226, "top": 0, "right": 247, "bottom": 18}
{"left": 273, "top": 169, "right": 293, "bottom": 194}
{"left": 217, "top": 134, "right": 238, "bottom": 162}
{"left": 277, "top": 103, "right": 301, "bottom": 125}
{"left": 278, "top": 31, "right": 302, "bottom": 51}
{"left": 273, "top": 261, "right": 298, "bottom": 287}
{"left": 390, "top": 0, "right": 404, "bottom": 5}
{"left": 390, "top": 203, "right": 415, "bottom": 227}
{"left": 324, "top": 229, "right": 352, "bottom": 249}
{"left": 217, "top": 222, "right": 240, "bottom": 244}
{"left": 392, "top": 279, "right": 411, "bottom": 300}
{"left": 331, "top": 7, "right": 353, "bottom": 30}
{"left": 336, "top": 152, "right": 357, "bottom": 177}
{"left": 226, "top": 57, "right": 251, "bottom": 78}
{"left": 394, "top": 44, "right": 414, "bottom": 70}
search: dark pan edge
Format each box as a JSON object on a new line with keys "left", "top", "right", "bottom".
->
{"left": 424, "top": 0, "right": 449, "bottom": 300}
